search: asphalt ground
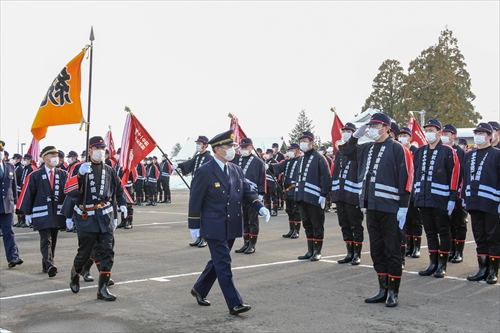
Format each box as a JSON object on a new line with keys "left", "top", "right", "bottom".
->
{"left": 1, "top": 189, "right": 499, "bottom": 332}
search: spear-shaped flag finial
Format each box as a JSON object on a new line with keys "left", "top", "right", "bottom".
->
{"left": 90, "top": 26, "right": 95, "bottom": 42}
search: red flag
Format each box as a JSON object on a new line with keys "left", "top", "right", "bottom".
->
{"left": 407, "top": 116, "right": 427, "bottom": 148}
{"left": 331, "top": 112, "right": 344, "bottom": 154}
{"left": 229, "top": 115, "right": 247, "bottom": 145}
{"left": 104, "top": 128, "right": 117, "bottom": 166}
{"left": 119, "top": 113, "right": 157, "bottom": 186}
{"left": 27, "top": 136, "right": 40, "bottom": 168}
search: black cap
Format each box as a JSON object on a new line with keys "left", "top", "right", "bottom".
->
{"left": 67, "top": 151, "right": 78, "bottom": 157}
{"left": 89, "top": 136, "right": 106, "bottom": 148}
{"left": 4, "top": 151, "right": 9, "bottom": 156}
{"left": 57, "top": 150, "right": 65, "bottom": 158}
{"left": 443, "top": 124, "right": 457, "bottom": 134}
{"left": 488, "top": 121, "right": 500, "bottom": 131}
{"left": 240, "top": 138, "right": 253, "bottom": 148}
{"left": 266, "top": 148, "right": 274, "bottom": 154}
{"left": 24, "top": 154, "right": 33, "bottom": 160}
{"left": 458, "top": 138, "right": 468, "bottom": 145}
{"left": 299, "top": 131, "right": 314, "bottom": 141}
{"left": 13, "top": 153, "right": 22, "bottom": 159}
{"left": 153, "top": 156, "right": 158, "bottom": 159}
{"left": 366, "top": 113, "right": 391, "bottom": 127}
{"left": 342, "top": 122, "right": 357, "bottom": 132}
{"left": 116, "top": 148, "right": 121, "bottom": 154}
{"left": 208, "top": 130, "right": 235, "bottom": 147}
{"left": 147, "top": 156, "right": 153, "bottom": 160}
{"left": 390, "top": 122, "right": 400, "bottom": 136}
{"left": 320, "top": 145, "right": 326, "bottom": 151}
{"left": 195, "top": 135, "right": 209, "bottom": 144}
{"left": 423, "top": 118, "right": 442, "bottom": 130}
{"left": 256, "top": 148, "right": 263, "bottom": 153}
{"left": 272, "top": 143, "right": 279, "bottom": 148}
{"left": 105, "top": 149, "right": 110, "bottom": 154}
{"left": 288, "top": 143, "right": 300, "bottom": 150}
{"left": 473, "top": 122, "right": 493, "bottom": 135}
{"left": 400, "top": 127, "right": 412, "bottom": 136}
{"left": 41, "top": 146, "right": 58, "bottom": 158}
{"left": 81, "top": 150, "right": 87, "bottom": 156}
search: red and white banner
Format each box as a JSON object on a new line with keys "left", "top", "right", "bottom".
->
{"left": 229, "top": 115, "right": 247, "bottom": 145}
{"left": 331, "top": 112, "right": 344, "bottom": 154}
{"left": 407, "top": 116, "right": 427, "bottom": 148}
{"left": 27, "top": 136, "right": 40, "bottom": 167}
{"left": 104, "top": 128, "right": 117, "bottom": 166}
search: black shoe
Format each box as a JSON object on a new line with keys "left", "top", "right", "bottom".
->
{"left": 70, "top": 267, "right": 80, "bottom": 293}
{"left": 8, "top": 258, "right": 23, "bottom": 268}
{"left": 230, "top": 303, "right": 251, "bottom": 315}
{"left": 47, "top": 265, "right": 57, "bottom": 277}
{"left": 189, "top": 236, "right": 202, "bottom": 247}
{"left": 191, "top": 288, "right": 210, "bottom": 306}
{"left": 198, "top": 238, "right": 207, "bottom": 248}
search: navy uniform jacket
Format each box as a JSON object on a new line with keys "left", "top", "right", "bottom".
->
{"left": 231, "top": 154, "right": 266, "bottom": 195}
{"left": 413, "top": 141, "right": 460, "bottom": 210}
{"left": 0, "top": 161, "right": 17, "bottom": 214}
{"left": 187, "top": 159, "right": 264, "bottom": 240}
{"left": 144, "top": 164, "right": 159, "bottom": 187}
{"left": 17, "top": 167, "right": 68, "bottom": 230}
{"left": 331, "top": 147, "right": 360, "bottom": 206}
{"left": 64, "top": 161, "right": 126, "bottom": 233}
{"left": 270, "top": 157, "right": 301, "bottom": 200}
{"left": 462, "top": 146, "right": 500, "bottom": 215}
{"left": 294, "top": 149, "right": 331, "bottom": 206}
{"left": 342, "top": 136, "right": 413, "bottom": 213}
{"left": 159, "top": 160, "right": 172, "bottom": 180}
{"left": 136, "top": 163, "right": 146, "bottom": 181}
{"left": 179, "top": 151, "right": 213, "bottom": 177}
{"left": 20, "top": 164, "right": 36, "bottom": 192}
{"left": 14, "top": 162, "right": 23, "bottom": 193}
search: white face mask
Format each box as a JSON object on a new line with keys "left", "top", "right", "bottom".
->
{"left": 240, "top": 149, "right": 250, "bottom": 157}
{"left": 222, "top": 147, "right": 235, "bottom": 161}
{"left": 147, "top": 160, "right": 152, "bottom": 165}
{"left": 441, "top": 136, "right": 450, "bottom": 145}
{"left": 459, "top": 145, "right": 466, "bottom": 151}
{"left": 398, "top": 137, "right": 409, "bottom": 145}
{"left": 299, "top": 142, "right": 310, "bottom": 152}
{"left": 473, "top": 135, "right": 487, "bottom": 146}
{"left": 22, "top": 160, "right": 28, "bottom": 166}
{"left": 66, "top": 157, "right": 73, "bottom": 164}
{"left": 492, "top": 132, "right": 498, "bottom": 141}
{"left": 91, "top": 149, "right": 106, "bottom": 162}
{"left": 114, "top": 154, "right": 120, "bottom": 160}
{"left": 195, "top": 144, "right": 203, "bottom": 153}
{"left": 274, "top": 148, "right": 278, "bottom": 153}
{"left": 286, "top": 151, "right": 295, "bottom": 159}
{"left": 366, "top": 128, "right": 382, "bottom": 141}
{"left": 425, "top": 132, "right": 437, "bottom": 144}
{"left": 342, "top": 132, "right": 352, "bottom": 142}
{"left": 49, "top": 157, "right": 59, "bottom": 167}
{"left": 265, "top": 154, "right": 272, "bottom": 160}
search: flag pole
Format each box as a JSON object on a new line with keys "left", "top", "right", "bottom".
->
{"left": 81, "top": 26, "right": 95, "bottom": 220}
{"left": 155, "top": 144, "right": 191, "bottom": 190}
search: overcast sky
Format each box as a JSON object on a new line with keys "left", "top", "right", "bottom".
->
{"left": 1, "top": 1, "right": 499, "bottom": 157}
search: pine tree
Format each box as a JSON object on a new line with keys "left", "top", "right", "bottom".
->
{"left": 361, "top": 59, "right": 407, "bottom": 126}
{"left": 402, "top": 27, "right": 480, "bottom": 127}
{"left": 171, "top": 143, "right": 182, "bottom": 158}
{"left": 288, "top": 109, "right": 316, "bottom": 145}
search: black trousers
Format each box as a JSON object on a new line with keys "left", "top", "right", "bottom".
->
{"left": 39, "top": 228, "right": 59, "bottom": 270}
{"left": 469, "top": 210, "right": 500, "bottom": 257}
{"left": 405, "top": 201, "right": 423, "bottom": 237}
{"left": 264, "top": 186, "right": 278, "bottom": 210}
{"left": 159, "top": 179, "right": 170, "bottom": 197}
{"left": 419, "top": 207, "right": 451, "bottom": 252}
{"left": 285, "top": 198, "right": 301, "bottom": 223}
{"left": 144, "top": 185, "right": 157, "bottom": 200}
{"left": 74, "top": 230, "right": 114, "bottom": 273}
{"left": 242, "top": 202, "right": 259, "bottom": 235}
{"left": 336, "top": 201, "right": 364, "bottom": 243}
{"left": 450, "top": 201, "right": 468, "bottom": 240}
{"left": 366, "top": 210, "right": 402, "bottom": 277}
{"left": 297, "top": 201, "right": 325, "bottom": 240}
{"left": 134, "top": 179, "right": 144, "bottom": 200}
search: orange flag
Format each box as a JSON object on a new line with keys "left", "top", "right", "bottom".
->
{"left": 31, "top": 47, "right": 88, "bottom": 141}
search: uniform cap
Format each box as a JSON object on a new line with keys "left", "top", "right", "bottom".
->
{"left": 272, "top": 143, "right": 279, "bottom": 148}
{"left": 288, "top": 143, "right": 300, "bottom": 150}
{"left": 341, "top": 122, "right": 357, "bottom": 132}
{"left": 473, "top": 122, "right": 493, "bottom": 135}
{"left": 57, "top": 150, "right": 65, "bottom": 158}
{"left": 423, "top": 118, "right": 442, "bottom": 130}
{"left": 366, "top": 113, "right": 391, "bottom": 127}
{"left": 208, "top": 130, "right": 235, "bottom": 147}
{"left": 442, "top": 124, "right": 457, "bottom": 134}
{"left": 67, "top": 151, "right": 78, "bottom": 157}
{"left": 299, "top": 131, "right": 315, "bottom": 141}
{"left": 240, "top": 138, "right": 253, "bottom": 148}
{"left": 195, "top": 136, "right": 209, "bottom": 144}
{"left": 24, "top": 154, "right": 33, "bottom": 160}
{"left": 319, "top": 145, "right": 327, "bottom": 151}
{"left": 13, "top": 153, "right": 22, "bottom": 159}
{"left": 81, "top": 150, "right": 87, "bottom": 156}
{"left": 89, "top": 136, "right": 106, "bottom": 148}
{"left": 458, "top": 138, "right": 468, "bottom": 145}
{"left": 488, "top": 121, "right": 500, "bottom": 131}
{"left": 41, "top": 146, "right": 59, "bottom": 158}
{"left": 390, "top": 122, "right": 400, "bottom": 136}
{"left": 400, "top": 127, "right": 412, "bottom": 136}
{"left": 4, "top": 151, "right": 8, "bottom": 156}
{"left": 116, "top": 148, "right": 121, "bottom": 154}
{"left": 266, "top": 148, "right": 274, "bottom": 154}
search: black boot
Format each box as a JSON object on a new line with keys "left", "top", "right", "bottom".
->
{"left": 282, "top": 222, "right": 294, "bottom": 238}
{"left": 290, "top": 222, "right": 300, "bottom": 239}
{"left": 70, "top": 266, "right": 81, "bottom": 293}
{"left": 298, "top": 239, "right": 314, "bottom": 260}
{"left": 338, "top": 241, "right": 354, "bottom": 264}
{"left": 124, "top": 215, "right": 133, "bottom": 229}
{"left": 145, "top": 199, "right": 153, "bottom": 206}
{"left": 15, "top": 215, "right": 22, "bottom": 227}
{"left": 152, "top": 199, "right": 157, "bottom": 206}
{"left": 96, "top": 262, "right": 114, "bottom": 286}
{"left": 235, "top": 234, "right": 249, "bottom": 253}
{"left": 166, "top": 196, "right": 171, "bottom": 203}
{"left": 365, "top": 274, "right": 388, "bottom": 303}
{"left": 401, "top": 245, "right": 406, "bottom": 269}
{"left": 82, "top": 259, "right": 94, "bottom": 282}
{"left": 244, "top": 235, "right": 257, "bottom": 254}
{"left": 449, "top": 240, "right": 456, "bottom": 262}
{"left": 21, "top": 215, "right": 28, "bottom": 228}
{"left": 412, "top": 237, "right": 422, "bottom": 258}
{"left": 486, "top": 257, "right": 499, "bottom": 285}
{"left": 117, "top": 216, "right": 127, "bottom": 228}
{"left": 386, "top": 276, "right": 401, "bottom": 307}
{"left": 405, "top": 235, "right": 413, "bottom": 256}
{"left": 197, "top": 237, "right": 207, "bottom": 248}
{"left": 451, "top": 241, "right": 464, "bottom": 263}
{"left": 467, "top": 255, "right": 489, "bottom": 281}
{"left": 310, "top": 240, "right": 323, "bottom": 261}
{"left": 97, "top": 273, "right": 116, "bottom": 301}
{"left": 351, "top": 243, "right": 362, "bottom": 265}
{"left": 433, "top": 252, "right": 449, "bottom": 278}
{"left": 189, "top": 236, "right": 202, "bottom": 247}
{"left": 418, "top": 251, "right": 439, "bottom": 276}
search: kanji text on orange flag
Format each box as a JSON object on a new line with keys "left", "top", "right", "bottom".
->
{"left": 31, "top": 47, "right": 88, "bottom": 141}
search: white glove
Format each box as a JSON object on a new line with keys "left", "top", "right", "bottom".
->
{"left": 78, "top": 162, "right": 91, "bottom": 175}
{"left": 397, "top": 207, "right": 408, "bottom": 229}
{"left": 462, "top": 198, "right": 466, "bottom": 208}
{"left": 353, "top": 124, "right": 368, "bottom": 139}
{"left": 113, "top": 218, "right": 118, "bottom": 230}
{"left": 120, "top": 205, "right": 128, "bottom": 219}
{"left": 25, "top": 215, "right": 32, "bottom": 226}
{"left": 447, "top": 200, "right": 455, "bottom": 216}
{"left": 171, "top": 163, "right": 178, "bottom": 170}
{"left": 318, "top": 196, "right": 326, "bottom": 209}
{"left": 66, "top": 218, "right": 73, "bottom": 230}
{"left": 259, "top": 207, "right": 271, "bottom": 222}
{"left": 258, "top": 194, "right": 264, "bottom": 201}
